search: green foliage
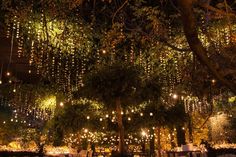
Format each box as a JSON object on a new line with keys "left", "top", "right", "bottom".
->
{"left": 52, "top": 99, "right": 103, "bottom": 134}
{"left": 141, "top": 74, "right": 161, "bottom": 102}
{"left": 167, "top": 100, "right": 188, "bottom": 126}
{"left": 81, "top": 62, "right": 144, "bottom": 109}
{"left": 228, "top": 96, "right": 236, "bottom": 103}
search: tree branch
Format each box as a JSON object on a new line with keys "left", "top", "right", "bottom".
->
{"left": 177, "top": 0, "right": 236, "bottom": 94}
{"left": 198, "top": 2, "right": 236, "bottom": 17}
{"left": 124, "top": 25, "right": 191, "bottom": 52}
{"left": 159, "top": 37, "right": 191, "bottom": 52}
{"left": 112, "top": 0, "right": 128, "bottom": 25}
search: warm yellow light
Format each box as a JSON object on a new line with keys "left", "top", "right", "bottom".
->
{"left": 13, "top": 89, "right": 16, "bottom": 92}
{"left": 141, "top": 131, "right": 146, "bottom": 136}
{"left": 28, "top": 70, "right": 31, "bottom": 74}
{"left": 0, "top": 80, "right": 2, "bottom": 84}
{"left": 6, "top": 72, "right": 10, "bottom": 76}
{"left": 212, "top": 79, "right": 216, "bottom": 83}
{"left": 86, "top": 116, "right": 90, "bottom": 120}
{"left": 38, "top": 95, "right": 56, "bottom": 111}
{"left": 59, "top": 102, "right": 64, "bottom": 107}
{"left": 140, "top": 113, "right": 143, "bottom": 116}
{"left": 9, "top": 80, "right": 12, "bottom": 83}
{"left": 102, "top": 49, "right": 106, "bottom": 54}
{"left": 173, "top": 94, "right": 178, "bottom": 99}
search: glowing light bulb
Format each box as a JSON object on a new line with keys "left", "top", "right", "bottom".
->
{"left": 87, "top": 116, "right": 90, "bottom": 120}
{"left": 173, "top": 94, "right": 178, "bottom": 99}
{"left": 150, "top": 112, "right": 153, "bottom": 116}
{"left": 6, "top": 72, "right": 10, "bottom": 76}
{"left": 9, "top": 80, "right": 12, "bottom": 83}
{"left": 0, "top": 80, "right": 2, "bottom": 84}
{"left": 102, "top": 49, "right": 106, "bottom": 54}
{"left": 13, "top": 89, "right": 16, "bottom": 92}
{"left": 59, "top": 102, "right": 64, "bottom": 107}
{"left": 28, "top": 70, "right": 31, "bottom": 74}
{"left": 140, "top": 113, "right": 143, "bottom": 116}
{"left": 141, "top": 131, "right": 146, "bottom": 136}
{"left": 128, "top": 117, "right": 131, "bottom": 121}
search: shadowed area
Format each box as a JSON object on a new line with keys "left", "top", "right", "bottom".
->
{"left": 0, "top": 25, "right": 40, "bottom": 83}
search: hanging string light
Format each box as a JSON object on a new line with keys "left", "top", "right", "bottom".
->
{"left": 130, "top": 40, "right": 134, "bottom": 63}
{"left": 56, "top": 51, "right": 61, "bottom": 84}
{"left": 16, "top": 21, "right": 20, "bottom": 39}
{"left": 6, "top": 26, "right": 15, "bottom": 76}
{"left": 51, "top": 55, "right": 55, "bottom": 78}
{"left": 29, "top": 40, "right": 34, "bottom": 66}
{"left": 0, "top": 63, "right": 3, "bottom": 84}
{"left": 184, "top": 96, "right": 211, "bottom": 113}
{"left": 17, "top": 35, "right": 23, "bottom": 58}
{"left": 6, "top": 22, "right": 11, "bottom": 38}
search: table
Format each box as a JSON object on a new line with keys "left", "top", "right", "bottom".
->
{"left": 166, "top": 150, "right": 202, "bottom": 157}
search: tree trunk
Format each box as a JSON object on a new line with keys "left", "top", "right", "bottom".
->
{"left": 53, "top": 126, "right": 64, "bottom": 146}
{"left": 169, "top": 128, "right": 176, "bottom": 149}
{"left": 188, "top": 114, "right": 193, "bottom": 143}
{"left": 176, "top": 125, "right": 186, "bottom": 147}
{"left": 177, "top": 0, "right": 236, "bottom": 94}
{"left": 149, "top": 127, "right": 155, "bottom": 157}
{"left": 116, "top": 97, "right": 125, "bottom": 155}
{"left": 157, "top": 127, "right": 161, "bottom": 157}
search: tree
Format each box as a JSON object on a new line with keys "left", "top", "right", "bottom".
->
{"left": 140, "top": 74, "right": 162, "bottom": 157}
{"left": 2, "top": 0, "right": 232, "bottom": 97}
{"left": 1, "top": 0, "right": 236, "bottom": 151}
{"left": 177, "top": 0, "right": 236, "bottom": 94}
{"left": 167, "top": 100, "right": 188, "bottom": 146}
{"left": 80, "top": 62, "right": 143, "bottom": 155}
{"left": 51, "top": 99, "right": 103, "bottom": 146}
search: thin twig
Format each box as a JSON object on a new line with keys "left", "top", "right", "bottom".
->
{"left": 169, "top": 0, "right": 180, "bottom": 13}
{"left": 112, "top": 0, "right": 128, "bottom": 25}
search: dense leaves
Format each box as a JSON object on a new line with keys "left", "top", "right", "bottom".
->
{"left": 81, "top": 62, "right": 144, "bottom": 108}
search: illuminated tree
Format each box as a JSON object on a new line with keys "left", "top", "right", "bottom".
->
{"left": 81, "top": 62, "right": 143, "bottom": 155}
{"left": 51, "top": 99, "right": 104, "bottom": 145}
{"left": 1, "top": 0, "right": 236, "bottom": 152}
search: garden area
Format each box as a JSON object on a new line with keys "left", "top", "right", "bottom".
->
{"left": 0, "top": 0, "right": 236, "bottom": 156}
